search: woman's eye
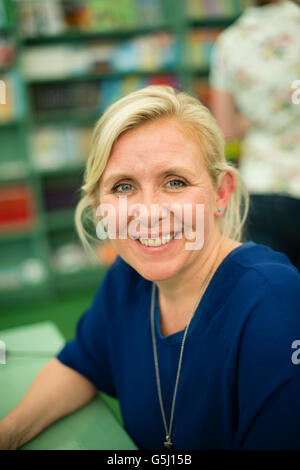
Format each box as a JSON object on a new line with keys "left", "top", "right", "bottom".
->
{"left": 166, "top": 179, "right": 186, "bottom": 189}
{"left": 111, "top": 179, "right": 186, "bottom": 193}
{"left": 112, "top": 183, "right": 133, "bottom": 193}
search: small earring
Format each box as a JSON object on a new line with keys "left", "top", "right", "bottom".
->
{"left": 217, "top": 207, "right": 222, "bottom": 214}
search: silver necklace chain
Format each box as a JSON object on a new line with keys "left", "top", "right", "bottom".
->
{"left": 150, "top": 269, "right": 214, "bottom": 450}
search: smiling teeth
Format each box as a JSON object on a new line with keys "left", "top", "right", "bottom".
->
{"left": 139, "top": 234, "right": 174, "bottom": 247}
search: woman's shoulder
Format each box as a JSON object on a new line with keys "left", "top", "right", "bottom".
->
{"left": 229, "top": 244, "right": 300, "bottom": 387}
{"left": 228, "top": 241, "right": 300, "bottom": 290}
{"left": 226, "top": 242, "right": 300, "bottom": 351}
{"left": 210, "top": 241, "right": 300, "bottom": 332}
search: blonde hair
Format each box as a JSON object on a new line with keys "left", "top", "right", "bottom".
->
{"left": 75, "top": 85, "right": 249, "bottom": 258}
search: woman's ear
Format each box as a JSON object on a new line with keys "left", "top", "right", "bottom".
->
{"left": 215, "top": 170, "right": 236, "bottom": 216}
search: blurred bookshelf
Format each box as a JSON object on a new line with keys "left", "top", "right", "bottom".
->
{"left": 0, "top": 0, "right": 249, "bottom": 305}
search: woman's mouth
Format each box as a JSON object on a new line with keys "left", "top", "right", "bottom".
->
{"left": 138, "top": 233, "right": 175, "bottom": 247}
{"left": 132, "top": 232, "right": 180, "bottom": 252}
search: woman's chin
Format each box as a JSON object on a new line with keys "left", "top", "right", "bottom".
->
{"left": 113, "top": 238, "right": 189, "bottom": 281}
{"left": 133, "top": 264, "right": 181, "bottom": 282}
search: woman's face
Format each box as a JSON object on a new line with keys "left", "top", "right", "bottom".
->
{"left": 98, "top": 116, "right": 221, "bottom": 281}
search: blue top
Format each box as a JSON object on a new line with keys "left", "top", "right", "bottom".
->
{"left": 56, "top": 241, "right": 300, "bottom": 450}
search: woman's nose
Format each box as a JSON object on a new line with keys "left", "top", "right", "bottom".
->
{"left": 129, "top": 202, "right": 161, "bottom": 227}
{"left": 129, "top": 195, "right": 170, "bottom": 233}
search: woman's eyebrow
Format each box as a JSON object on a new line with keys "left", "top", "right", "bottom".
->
{"left": 103, "top": 166, "right": 195, "bottom": 188}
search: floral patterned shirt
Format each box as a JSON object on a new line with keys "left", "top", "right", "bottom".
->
{"left": 209, "top": 1, "right": 300, "bottom": 198}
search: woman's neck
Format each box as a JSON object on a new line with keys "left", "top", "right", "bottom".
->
{"left": 155, "top": 236, "right": 241, "bottom": 336}
{"left": 156, "top": 235, "right": 238, "bottom": 303}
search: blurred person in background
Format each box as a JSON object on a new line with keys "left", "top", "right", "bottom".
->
{"left": 209, "top": 0, "right": 300, "bottom": 271}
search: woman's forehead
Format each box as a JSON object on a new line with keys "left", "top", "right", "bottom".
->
{"left": 107, "top": 118, "right": 205, "bottom": 168}
{"left": 112, "top": 117, "right": 192, "bottom": 149}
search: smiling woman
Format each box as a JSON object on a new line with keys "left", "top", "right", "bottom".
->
{"left": 76, "top": 86, "right": 249, "bottom": 253}
{"left": 74, "top": 86, "right": 250, "bottom": 335}
{"left": 97, "top": 117, "right": 222, "bottom": 283}
{"left": 2, "top": 86, "right": 300, "bottom": 451}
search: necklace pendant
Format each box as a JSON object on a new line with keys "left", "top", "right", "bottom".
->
{"left": 164, "top": 436, "right": 173, "bottom": 450}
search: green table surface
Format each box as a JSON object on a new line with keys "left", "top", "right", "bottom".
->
{"left": 0, "top": 321, "right": 138, "bottom": 450}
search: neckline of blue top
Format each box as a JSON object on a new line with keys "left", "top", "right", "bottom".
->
{"left": 153, "top": 241, "right": 256, "bottom": 346}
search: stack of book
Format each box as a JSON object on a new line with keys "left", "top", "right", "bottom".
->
{"left": 42, "top": 173, "right": 83, "bottom": 213}
{"left": 0, "top": 69, "right": 26, "bottom": 123}
{"left": 30, "top": 73, "right": 178, "bottom": 116}
{"left": 51, "top": 240, "right": 95, "bottom": 273}
{"left": 99, "top": 74, "right": 179, "bottom": 111}
{"left": 31, "top": 79, "right": 101, "bottom": 114}
{"left": 31, "top": 125, "right": 93, "bottom": 171}
{"left": 22, "top": 32, "right": 178, "bottom": 80}
{"left": 109, "top": 32, "right": 178, "bottom": 73}
{"left": 0, "top": 34, "right": 17, "bottom": 70}
{"left": 0, "top": 257, "right": 48, "bottom": 291}
{"left": 185, "top": 28, "right": 221, "bottom": 69}
{"left": 15, "top": 0, "right": 163, "bottom": 37}
{"left": 0, "top": 184, "right": 36, "bottom": 232}
{"left": 185, "top": 0, "right": 251, "bottom": 19}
